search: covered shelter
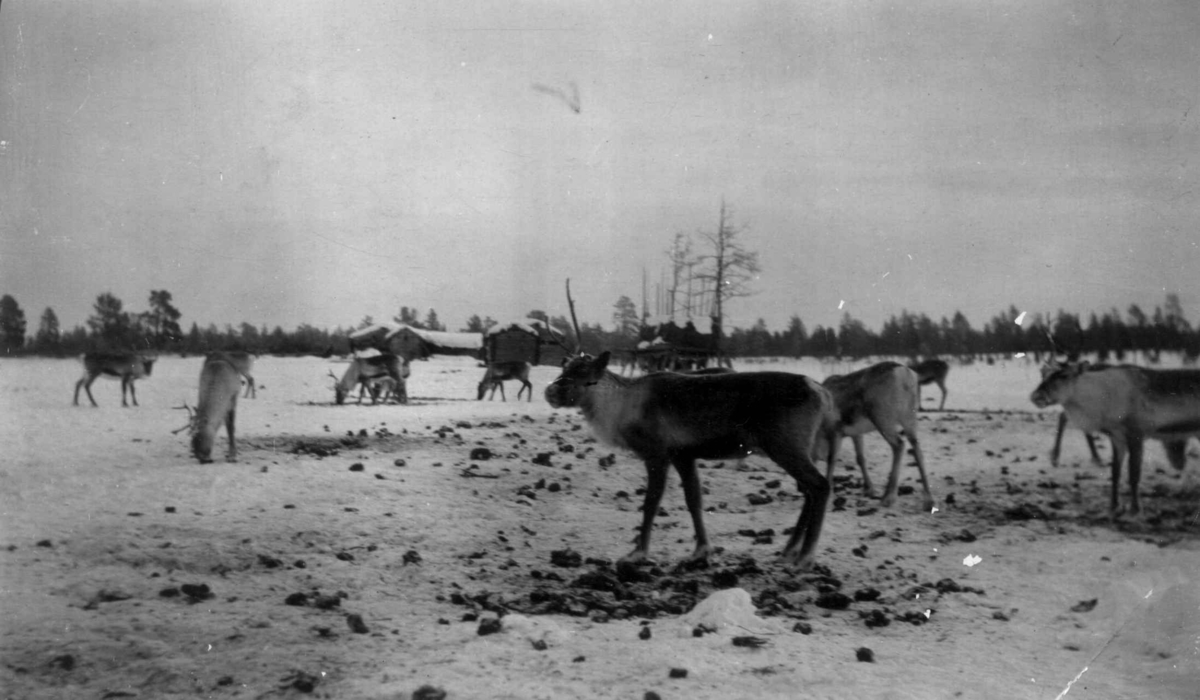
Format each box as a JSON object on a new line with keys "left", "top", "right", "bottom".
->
{"left": 631, "top": 317, "right": 723, "bottom": 371}
{"left": 385, "top": 325, "right": 483, "bottom": 361}
{"left": 484, "top": 319, "right": 569, "bottom": 366}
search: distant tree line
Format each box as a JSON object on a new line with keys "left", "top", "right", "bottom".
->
{"left": 2, "top": 290, "right": 1195, "bottom": 364}
{"left": 718, "top": 294, "right": 1197, "bottom": 363}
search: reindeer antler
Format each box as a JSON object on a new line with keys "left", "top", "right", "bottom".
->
{"left": 170, "top": 402, "right": 196, "bottom": 435}
{"left": 566, "top": 278, "right": 582, "bottom": 354}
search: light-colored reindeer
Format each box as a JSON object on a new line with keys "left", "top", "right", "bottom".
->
{"left": 477, "top": 361, "right": 533, "bottom": 401}
{"left": 329, "top": 353, "right": 409, "bottom": 405}
{"left": 822, "top": 362, "right": 935, "bottom": 511}
{"left": 1031, "top": 362, "right": 1200, "bottom": 516}
{"left": 191, "top": 354, "right": 241, "bottom": 463}
{"left": 73, "top": 352, "right": 157, "bottom": 407}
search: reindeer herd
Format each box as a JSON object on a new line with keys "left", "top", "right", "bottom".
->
{"left": 68, "top": 327, "right": 1199, "bottom": 571}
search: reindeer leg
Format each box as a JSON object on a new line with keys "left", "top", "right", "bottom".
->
{"left": 1106, "top": 433, "right": 1127, "bottom": 518}
{"left": 878, "top": 429, "right": 905, "bottom": 508}
{"left": 822, "top": 432, "right": 844, "bottom": 484}
{"left": 224, "top": 405, "right": 238, "bottom": 462}
{"left": 621, "top": 457, "right": 670, "bottom": 565}
{"left": 852, "top": 434, "right": 878, "bottom": 499}
{"left": 1086, "top": 433, "right": 1104, "bottom": 466}
{"left": 938, "top": 382, "right": 947, "bottom": 411}
{"left": 906, "top": 432, "right": 935, "bottom": 511}
{"left": 673, "top": 456, "right": 712, "bottom": 562}
{"left": 775, "top": 448, "right": 830, "bottom": 572}
{"left": 1126, "top": 434, "right": 1143, "bottom": 516}
{"left": 74, "top": 376, "right": 97, "bottom": 407}
{"left": 1051, "top": 413, "right": 1068, "bottom": 467}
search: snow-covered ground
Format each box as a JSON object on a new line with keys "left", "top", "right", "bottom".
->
{"left": 1, "top": 354, "right": 1196, "bottom": 699}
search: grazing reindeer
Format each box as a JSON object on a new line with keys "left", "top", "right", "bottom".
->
{"left": 362, "top": 375, "right": 400, "bottom": 404}
{"left": 908, "top": 358, "right": 949, "bottom": 411}
{"left": 1031, "top": 362, "right": 1200, "bottom": 516}
{"left": 477, "top": 361, "right": 533, "bottom": 401}
{"left": 191, "top": 354, "right": 240, "bottom": 463}
{"left": 73, "top": 352, "right": 157, "bottom": 407}
{"left": 545, "top": 351, "right": 839, "bottom": 571}
{"left": 1040, "top": 359, "right": 1104, "bottom": 467}
{"left": 822, "top": 362, "right": 935, "bottom": 510}
{"left": 210, "top": 350, "right": 258, "bottom": 398}
{"left": 330, "top": 353, "right": 408, "bottom": 405}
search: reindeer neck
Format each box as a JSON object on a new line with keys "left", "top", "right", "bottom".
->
{"left": 578, "top": 371, "right": 641, "bottom": 446}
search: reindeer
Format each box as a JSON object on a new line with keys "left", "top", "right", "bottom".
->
{"left": 330, "top": 353, "right": 408, "bottom": 405}
{"left": 908, "top": 358, "right": 949, "bottom": 411}
{"left": 73, "top": 352, "right": 157, "bottom": 407}
{"left": 822, "top": 362, "right": 935, "bottom": 510}
{"left": 546, "top": 351, "right": 839, "bottom": 571}
{"left": 191, "top": 354, "right": 241, "bottom": 463}
{"left": 1031, "top": 362, "right": 1200, "bottom": 516}
{"left": 210, "top": 350, "right": 258, "bottom": 398}
{"left": 1040, "top": 358, "right": 1105, "bottom": 467}
{"left": 477, "top": 361, "right": 533, "bottom": 401}
{"left": 361, "top": 375, "right": 400, "bottom": 404}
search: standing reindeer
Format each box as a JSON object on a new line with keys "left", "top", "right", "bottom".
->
{"left": 477, "top": 361, "right": 533, "bottom": 401}
{"left": 908, "top": 358, "right": 949, "bottom": 411}
{"left": 191, "top": 354, "right": 241, "bottom": 463}
{"left": 73, "top": 352, "right": 157, "bottom": 407}
{"left": 545, "top": 351, "right": 839, "bottom": 571}
{"left": 1031, "top": 362, "right": 1200, "bottom": 516}
{"left": 822, "top": 362, "right": 935, "bottom": 510}
{"left": 330, "top": 353, "right": 408, "bottom": 405}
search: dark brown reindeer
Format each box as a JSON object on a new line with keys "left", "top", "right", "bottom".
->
{"left": 908, "top": 358, "right": 949, "bottom": 411}
{"left": 191, "top": 354, "right": 241, "bottom": 463}
{"left": 477, "top": 361, "right": 533, "bottom": 401}
{"left": 546, "top": 351, "right": 839, "bottom": 570}
{"left": 329, "top": 353, "right": 409, "bottom": 405}
{"left": 543, "top": 280, "right": 839, "bottom": 570}
{"left": 822, "top": 362, "right": 934, "bottom": 510}
{"left": 73, "top": 352, "right": 157, "bottom": 407}
{"left": 1031, "top": 362, "right": 1200, "bottom": 516}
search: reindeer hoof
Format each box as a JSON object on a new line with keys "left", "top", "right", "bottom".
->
{"left": 617, "top": 549, "right": 649, "bottom": 566}
{"left": 780, "top": 551, "right": 815, "bottom": 573}
{"left": 879, "top": 494, "right": 897, "bottom": 508}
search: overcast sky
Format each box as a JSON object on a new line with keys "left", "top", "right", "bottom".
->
{"left": 2, "top": 1, "right": 1197, "bottom": 336}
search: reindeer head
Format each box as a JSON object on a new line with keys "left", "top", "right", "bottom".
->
{"left": 192, "top": 428, "right": 215, "bottom": 464}
{"left": 545, "top": 352, "right": 610, "bottom": 408}
{"left": 328, "top": 370, "right": 349, "bottom": 405}
{"left": 1030, "top": 360, "right": 1088, "bottom": 408}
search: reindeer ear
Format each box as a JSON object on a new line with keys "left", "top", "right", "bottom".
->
{"left": 594, "top": 351, "right": 611, "bottom": 370}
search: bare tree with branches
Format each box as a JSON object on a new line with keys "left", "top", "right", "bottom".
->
{"left": 664, "top": 232, "right": 693, "bottom": 320}
{"left": 693, "top": 199, "right": 760, "bottom": 344}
